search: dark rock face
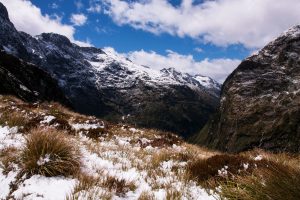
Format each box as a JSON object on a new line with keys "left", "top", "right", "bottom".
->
{"left": 196, "top": 26, "right": 300, "bottom": 152}
{"left": 0, "top": 50, "right": 70, "bottom": 105}
{"left": 0, "top": 2, "right": 9, "bottom": 20}
{"left": 0, "top": 2, "right": 220, "bottom": 137}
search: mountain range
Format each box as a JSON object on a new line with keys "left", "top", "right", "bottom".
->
{"left": 1, "top": 1, "right": 299, "bottom": 152}
{"left": 0, "top": 2, "right": 220, "bottom": 137}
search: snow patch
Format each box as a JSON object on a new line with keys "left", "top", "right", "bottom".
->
{"left": 40, "top": 115, "right": 56, "bottom": 124}
{"left": 0, "top": 126, "right": 24, "bottom": 150}
{"left": 37, "top": 154, "right": 51, "bottom": 166}
{"left": 12, "top": 175, "right": 77, "bottom": 200}
{"left": 72, "top": 122, "right": 104, "bottom": 130}
{"left": 254, "top": 155, "right": 263, "bottom": 161}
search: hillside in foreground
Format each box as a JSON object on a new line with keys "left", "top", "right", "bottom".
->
{"left": 0, "top": 95, "right": 299, "bottom": 200}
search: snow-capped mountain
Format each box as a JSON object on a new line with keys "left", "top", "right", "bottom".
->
{"left": 0, "top": 2, "right": 220, "bottom": 137}
{"left": 196, "top": 25, "right": 300, "bottom": 152}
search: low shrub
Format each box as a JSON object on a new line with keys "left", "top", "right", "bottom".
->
{"left": 21, "top": 128, "right": 81, "bottom": 177}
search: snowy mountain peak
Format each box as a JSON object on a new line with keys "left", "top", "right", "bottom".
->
{"left": 281, "top": 25, "right": 300, "bottom": 39}
{"left": 92, "top": 49, "right": 219, "bottom": 91}
{"left": 193, "top": 74, "right": 221, "bottom": 89}
{"left": 160, "top": 67, "right": 178, "bottom": 74}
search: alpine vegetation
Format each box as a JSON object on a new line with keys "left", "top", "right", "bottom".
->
{"left": 21, "top": 128, "right": 81, "bottom": 177}
{"left": 1, "top": 1, "right": 300, "bottom": 200}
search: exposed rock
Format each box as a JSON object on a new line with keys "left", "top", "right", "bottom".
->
{"left": 195, "top": 25, "right": 300, "bottom": 152}
{"left": 0, "top": 50, "right": 71, "bottom": 106}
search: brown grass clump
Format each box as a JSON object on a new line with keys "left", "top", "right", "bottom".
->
{"left": 186, "top": 154, "right": 272, "bottom": 188}
{"left": 186, "top": 150, "right": 300, "bottom": 200}
{"left": 151, "top": 150, "right": 173, "bottom": 169}
{"left": 0, "top": 147, "right": 20, "bottom": 174}
{"left": 79, "top": 127, "right": 107, "bottom": 139}
{"left": 166, "top": 189, "right": 182, "bottom": 200}
{"left": 21, "top": 128, "right": 81, "bottom": 177}
{"left": 138, "top": 191, "right": 155, "bottom": 200}
{"left": 138, "top": 132, "right": 182, "bottom": 148}
{"left": 220, "top": 163, "right": 300, "bottom": 200}
{"left": 0, "top": 111, "right": 29, "bottom": 127}
{"left": 103, "top": 176, "right": 137, "bottom": 196}
{"left": 50, "top": 118, "right": 74, "bottom": 132}
{"left": 72, "top": 173, "right": 99, "bottom": 194}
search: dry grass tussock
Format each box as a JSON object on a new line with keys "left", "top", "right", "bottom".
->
{"left": 186, "top": 149, "right": 300, "bottom": 200}
{"left": 220, "top": 163, "right": 300, "bottom": 200}
{"left": 21, "top": 128, "right": 81, "bottom": 177}
{"left": 0, "top": 147, "right": 20, "bottom": 175}
{"left": 69, "top": 172, "right": 137, "bottom": 199}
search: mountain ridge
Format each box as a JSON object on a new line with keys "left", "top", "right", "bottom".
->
{"left": 0, "top": 2, "right": 220, "bottom": 137}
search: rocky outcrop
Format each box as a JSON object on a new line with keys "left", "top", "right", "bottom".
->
{"left": 196, "top": 26, "right": 300, "bottom": 152}
{"left": 0, "top": 2, "right": 220, "bottom": 137}
{"left": 0, "top": 50, "right": 70, "bottom": 105}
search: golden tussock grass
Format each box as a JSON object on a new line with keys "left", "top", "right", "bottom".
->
{"left": 21, "top": 128, "right": 81, "bottom": 177}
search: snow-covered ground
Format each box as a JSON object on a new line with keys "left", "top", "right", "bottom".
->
{"left": 0, "top": 124, "right": 217, "bottom": 200}
{"left": 0, "top": 96, "right": 218, "bottom": 200}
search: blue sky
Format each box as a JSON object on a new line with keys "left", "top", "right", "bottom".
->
{"left": 30, "top": 0, "right": 249, "bottom": 61}
{"left": 1, "top": 0, "right": 300, "bottom": 82}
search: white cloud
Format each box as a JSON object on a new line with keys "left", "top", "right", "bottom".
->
{"left": 102, "top": 0, "right": 300, "bottom": 48}
{"left": 70, "top": 13, "right": 87, "bottom": 26}
{"left": 104, "top": 47, "right": 240, "bottom": 83}
{"left": 73, "top": 38, "right": 92, "bottom": 47}
{"left": 87, "top": 4, "right": 101, "bottom": 13}
{"left": 0, "top": 0, "right": 91, "bottom": 47}
{"left": 194, "top": 47, "right": 203, "bottom": 53}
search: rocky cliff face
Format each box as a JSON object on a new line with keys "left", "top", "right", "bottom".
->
{"left": 0, "top": 50, "right": 71, "bottom": 106}
{"left": 0, "top": 2, "right": 220, "bottom": 137}
{"left": 196, "top": 26, "right": 300, "bottom": 152}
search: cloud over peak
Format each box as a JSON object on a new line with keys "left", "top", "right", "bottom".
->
{"left": 0, "top": 0, "right": 91, "bottom": 47}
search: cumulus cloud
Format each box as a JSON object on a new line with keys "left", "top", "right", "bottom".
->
{"left": 104, "top": 47, "right": 240, "bottom": 83}
{"left": 102, "top": 0, "right": 300, "bottom": 48}
{"left": 70, "top": 13, "right": 88, "bottom": 26}
{"left": 0, "top": 0, "right": 91, "bottom": 47}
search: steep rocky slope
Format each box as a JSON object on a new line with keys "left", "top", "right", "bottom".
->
{"left": 196, "top": 25, "right": 300, "bottom": 152}
{"left": 0, "top": 50, "right": 70, "bottom": 105}
{"left": 0, "top": 2, "right": 220, "bottom": 137}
